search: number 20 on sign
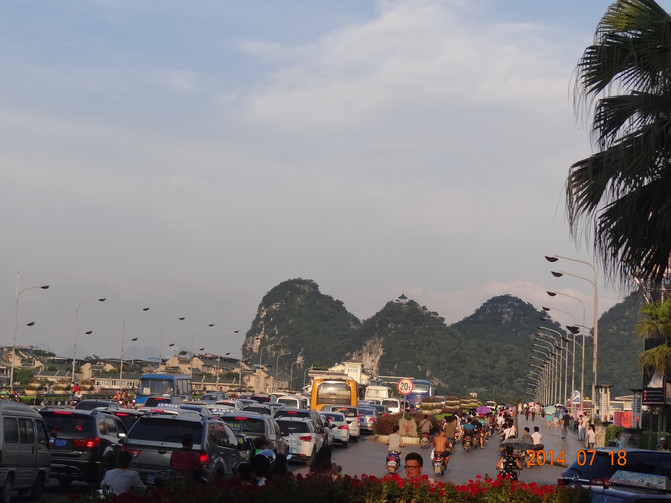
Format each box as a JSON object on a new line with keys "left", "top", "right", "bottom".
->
{"left": 398, "top": 379, "right": 414, "bottom": 395}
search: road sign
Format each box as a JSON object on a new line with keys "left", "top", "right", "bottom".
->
{"left": 397, "top": 378, "right": 414, "bottom": 395}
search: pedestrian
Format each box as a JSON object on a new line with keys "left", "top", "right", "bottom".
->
{"left": 561, "top": 408, "right": 571, "bottom": 440}
{"left": 657, "top": 436, "right": 669, "bottom": 451}
{"left": 100, "top": 451, "right": 146, "bottom": 495}
{"left": 521, "top": 427, "right": 533, "bottom": 444}
{"left": 577, "top": 415, "right": 585, "bottom": 441}
{"left": 531, "top": 426, "right": 542, "bottom": 447}
{"left": 586, "top": 424, "right": 596, "bottom": 449}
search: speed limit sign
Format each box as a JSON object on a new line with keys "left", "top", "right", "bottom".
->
{"left": 397, "top": 378, "right": 414, "bottom": 395}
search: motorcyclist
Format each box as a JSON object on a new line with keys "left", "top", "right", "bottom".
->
{"left": 432, "top": 429, "right": 450, "bottom": 468}
{"left": 386, "top": 425, "right": 405, "bottom": 452}
{"left": 418, "top": 415, "right": 432, "bottom": 446}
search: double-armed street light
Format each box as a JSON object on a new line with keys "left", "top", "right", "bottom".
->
{"left": 546, "top": 255, "right": 599, "bottom": 420}
{"left": 12, "top": 275, "right": 49, "bottom": 392}
{"left": 160, "top": 317, "right": 185, "bottom": 370}
{"left": 259, "top": 344, "right": 273, "bottom": 367}
{"left": 190, "top": 323, "right": 214, "bottom": 377}
{"left": 72, "top": 297, "right": 105, "bottom": 386}
{"left": 538, "top": 322, "right": 571, "bottom": 408}
{"left": 290, "top": 360, "right": 302, "bottom": 391}
{"left": 274, "top": 352, "right": 293, "bottom": 391}
{"left": 215, "top": 330, "right": 240, "bottom": 385}
{"left": 543, "top": 306, "right": 578, "bottom": 411}
{"left": 120, "top": 307, "right": 149, "bottom": 381}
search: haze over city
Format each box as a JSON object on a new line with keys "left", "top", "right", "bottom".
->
{"left": 2, "top": 0, "right": 647, "bottom": 361}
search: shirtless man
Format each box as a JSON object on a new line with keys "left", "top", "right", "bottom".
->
{"left": 432, "top": 429, "right": 451, "bottom": 466}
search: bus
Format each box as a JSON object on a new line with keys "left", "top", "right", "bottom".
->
{"left": 134, "top": 374, "right": 192, "bottom": 408}
{"left": 406, "top": 379, "right": 435, "bottom": 409}
{"left": 310, "top": 377, "right": 358, "bottom": 411}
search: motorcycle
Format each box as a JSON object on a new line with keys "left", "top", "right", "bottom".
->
{"left": 432, "top": 450, "right": 448, "bottom": 476}
{"left": 386, "top": 450, "right": 401, "bottom": 473}
{"left": 462, "top": 432, "right": 474, "bottom": 452}
{"left": 420, "top": 432, "right": 430, "bottom": 448}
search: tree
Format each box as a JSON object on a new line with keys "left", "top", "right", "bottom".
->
{"left": 569, "top": 0, "right": 671, "bottom": 285}
{"left": 637, "top": 298, "right": 671, "bottom": 371}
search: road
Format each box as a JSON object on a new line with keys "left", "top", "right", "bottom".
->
{"left": 38, "top": 415, "right": 580, "bottom": 502}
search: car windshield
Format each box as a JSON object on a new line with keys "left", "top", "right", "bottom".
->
{"left": 276, "top": 420, "right": 311, "bottom": 434}
{"left": 127, "top": 418, "right": 202, "bottom": 443}
{"left": 220, "top": 416, "right": 265, "bottom": 434}
{"left": 359, "top": 407, "right": 374, "bottom": 415}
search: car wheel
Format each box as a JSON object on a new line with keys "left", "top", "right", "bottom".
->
{"left": 343, "top": 438, "right": 349, "bottom": 448}
{"left": 29, "top": 473, "right": 46, "bottom": 500}
{"left": 0, "top": 475, "right": 12, "bottom": 503}
{"left": 352, "top": 435, "right": 359, "bottom": 443}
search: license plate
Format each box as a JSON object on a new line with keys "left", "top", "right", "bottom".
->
{"left": 54, "top": 439, "right": 67, "bottom": 448}
{"left": 387, "top": 461, "right": 396, "bottom": 466}
{"left": 146, "top": 474, "right": 155, "bottom": 485}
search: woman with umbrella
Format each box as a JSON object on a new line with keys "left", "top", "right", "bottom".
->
{"left": 496, "top": 445, "right": 522, "bottom": 480}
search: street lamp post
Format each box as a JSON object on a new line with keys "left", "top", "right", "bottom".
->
{"left": 215, "top": 330, "right": 239, "bottom": 385}
{"left": 190, "top": 323, "right": 214, "bottom": 377}
{"left": 274, "top": 352, "right": 293, "bottom": 392}
{"left": 259, "top": 344, "right": 273, "bottom": 367}
{"left": 548, "top": 290, "right": 588, "bottom": 414}
{"left": 72, "top": 297, "right": 105, "bottom": 386}
{"left": 539, "top": 323, "right": 570, "bottom": 408}
{"left": 290, "top": 360, "right": 301, "bottom": 391}
{"left": 11, "top": 275, "right": 49, "bottom": 392}
{"left": 120, "top": 307, "right": 149, "bottom": 381}
{"left": 543, "top": 306, "right": 578, "bottom": 412}
{"left": 160, "top": 317, "right": 185, "bottom": 370}
{"left": 532, "top": 342, "right": 556, "bottom": 403}
{"left": 546, "top": 255, "right": 599, "bottom": 420}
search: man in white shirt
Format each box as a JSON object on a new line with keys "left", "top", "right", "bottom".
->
{"left": 531, "top": 426, "right": 542, "bottom": 446}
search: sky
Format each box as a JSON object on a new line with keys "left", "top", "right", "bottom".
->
{"left": 1, "top": 0, "right": 657, "bottom": 362}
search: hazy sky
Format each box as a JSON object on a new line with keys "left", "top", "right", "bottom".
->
{"left": 1, "top": 0, "right": 651, "bottom": 361}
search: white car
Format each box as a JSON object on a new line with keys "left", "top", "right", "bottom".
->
{"left": 319, "top": 411, "right": 350, "bottom": 447}
{"left": 276, "top": 416, "right": 323, "bottom": 466}
{"left": 320, "top": 405, "right": 360, "bottom": 442}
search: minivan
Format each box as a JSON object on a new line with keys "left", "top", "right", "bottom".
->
{"left": 0, "top": 401, "right": 51, "bottom": 502}
{"left": 276, "top": 395, "right": 308, "bottom": 409}
{"left": 381, "top": 398, "right": 402, "bottom": 414}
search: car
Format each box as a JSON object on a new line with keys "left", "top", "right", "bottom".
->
{"left": 275, "top": 416, "right": 323, "bottom": 466}
{"left": 196, "top": 392, "right": 229, "bottom": 404}
{"left": 357, "top": 406, "right": 377, "bottom": 434}
{"left": 0, "top": 401, "right": 51, "bottom": 501}
{"left": 319, "top": 411, "right": 350, "bottom": 447}
{"left": 122, "top": 412, "right": 247, "bottom": 484}
{"left": 74, "top": 400, "right": 121, "bottom": 411}
{"left": 587, "top": 469, "right": 671, "bottom": 502}
{"left": 242, "top": 404, "right": 280, "bottom": 416}
{"left": 276, "top": 395, "right": 309, "bottom": 409}
{"left": 218, "top": 410, "right": 289, "bottom": 456}
{"left": 40, "top": 408, "right": 128, "bottom": 487}
{"left": 559, "top": 448, "right": 671, "bottom": 487}
{"left": 369, "top": 404, "right": 388, "bottom": 416}
{"left": 215, "top": 399, "right": 245, "bottom": 410}
{"left": 320, "top": 405, "right": 360, "bottom": 442}
{"left": 105, "top": 408, "right": 145, "bottom": 431}
{"left": 381, "top": 399, "right": 402, "bottom": 414}
{"left": 142, "top": 396, "right": 184, "bottom": 408}
{"left": 274, "top": 408, "right": 333, "bottom": 447}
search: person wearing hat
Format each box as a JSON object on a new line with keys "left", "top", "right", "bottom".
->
{"left": 658, "top": 436, "right": 669, "bottom": 451}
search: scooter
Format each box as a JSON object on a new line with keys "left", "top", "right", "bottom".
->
{"left": 420, "top": 432, "right": 430, "bottom": 448}
{"left": 431, "top": 450, "right": 448, "bottom": 476}
{"left": 386, "top": 450, "right": 401, "bottom": 473}
{"left": 462, "top": 432, "right": 474, "bottom": 452}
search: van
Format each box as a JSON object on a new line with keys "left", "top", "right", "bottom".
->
{"left": 365, "top": 386, "right": 391, "bottom": 402}
{"left": 0, "top": 401, "right": 51, "bottom": 501}
{"left": 381, "top": 398, "right": 402, "bottom": 414}
{"left": 277, "top": 395, "right": 308, "bottom": 409}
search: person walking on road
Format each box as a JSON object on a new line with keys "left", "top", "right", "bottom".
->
{"left": 586, "top": 424, "right": 596, "bottom": 449}
{"left": 561, "top": 408, "right": 571, "bottom": 440}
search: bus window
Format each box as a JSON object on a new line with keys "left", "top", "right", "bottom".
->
{"left": 310, "top": 378, "right": 358, "bottom": 411}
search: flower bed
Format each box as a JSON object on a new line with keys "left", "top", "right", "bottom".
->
{"left": 74, "top": 472, "right": 590, "bottom": 503}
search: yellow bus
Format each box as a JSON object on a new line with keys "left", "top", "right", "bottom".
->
{"left": 310, "top": 377, "right": 358, "bottom": 411}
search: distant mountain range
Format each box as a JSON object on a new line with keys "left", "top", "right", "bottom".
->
{"left": 240, "top": 278, "right": 645, "bottom": 404}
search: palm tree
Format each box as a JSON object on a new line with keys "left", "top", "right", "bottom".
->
{"left": 569, "top": 0, "right": 671, "bottom": 285}
{"left": 637, "top": 298, "right": 671, "bottom": 372}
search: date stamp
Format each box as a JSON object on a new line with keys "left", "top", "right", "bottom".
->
{"left": 524, "top": 449, "right": 628, "bottom": 467}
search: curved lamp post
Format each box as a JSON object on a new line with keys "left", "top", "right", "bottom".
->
{"left": 539, "top": 322, "right": 570, "bottom": 409}
{"left": 259, "top": 344, "right": 273, "bottom": 367}
{"left": 160, "top": 317, "right": 185, "bottom": 370}
{"left": 73, "top": 297, "right": 105, "bottom": 385}
{"left": 274, "top": 352, "right": 293, "bottom": 392}
{"left": 190, "top": 323, "right": 214, "bottom": 377}
{"left": 546, "top": 255, "right": 599, "bottom": 420}
{"left": 215, "top": 330, "right": 239, "bottom": 385}
{"left": 543, "top": 306, "right": 578, "bottom": 412}
{"left": 120, "top": 307, "right": 149, "bottom": 381}
{"left": 12, "top": 275, "right": 49, "bottom": 392}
